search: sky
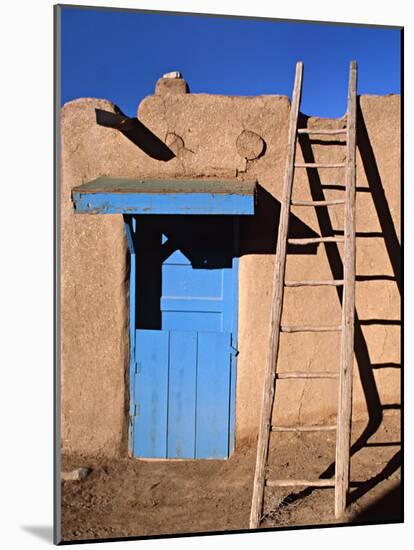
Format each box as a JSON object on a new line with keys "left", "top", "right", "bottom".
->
{"left": 60, "top": 6, "right": 401, "bottom": 118}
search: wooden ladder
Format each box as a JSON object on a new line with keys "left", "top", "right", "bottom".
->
{"left": 249, "top": 60, "right": 357, "bottom": 528}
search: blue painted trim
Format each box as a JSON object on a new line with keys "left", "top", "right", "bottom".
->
{"left": 72, "top": 191, "right": 255, "bottom": 215}
{"left": 123, "top": 215, "right": 135, "bottom": 254}
{"left": 124, "top": 216, "right": 136, "bottom": 456}
{"left": 229, "top": 217, "right": 239, "bottom": 456}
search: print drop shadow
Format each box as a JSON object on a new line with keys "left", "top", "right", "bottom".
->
{"left": 268, "top": 108, "right": 401, "bottom": 517}
{"left": 20, "top": 525, "right": 54, "bottom": 543}
{"left": 95, "top": 108, "right": 175, "bottom": 161}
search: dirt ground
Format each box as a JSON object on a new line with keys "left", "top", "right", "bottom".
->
{"left": 60, "top": 412, "right": 401, "bottom": 542}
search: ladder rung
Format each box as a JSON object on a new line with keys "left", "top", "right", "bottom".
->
{"left": 291, "top": 200, "right": 345, "bottom": 206}
{"left": 288, "top": 236, "right": 344, "bottom": 245}
{"left": 281, "top": 325, "right": 342, "bottom": 333}
{"left": 266, "top": 479, "right": 335, "bottom": 488}
{"left": 275, "top": 371, "right": 339, "bottom": 379}
{"left": 295, "top": 163, "right": 346, "bottom": 168}
{"left": 271, "top": 425, "right": 337, "bottom": 432}
{"left": 297, "top": 128, "right": 347, "bottom": 135}
{"left": 285, "top": 280, "right": 344, "bottom": 287}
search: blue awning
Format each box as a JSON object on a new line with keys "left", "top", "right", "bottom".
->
{"left": 72, "top": 177, "right": 256, "bottom": 215}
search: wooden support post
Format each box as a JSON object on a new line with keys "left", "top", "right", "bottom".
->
{"left": 249, "top": 61, "right": 303, "bottom": 529}
{"left": 335, "top": 60, "right": 357, "bottom": 518}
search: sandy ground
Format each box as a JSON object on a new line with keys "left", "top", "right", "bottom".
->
{"left": 60, "top": 412, "right": 401, "bottom": 542}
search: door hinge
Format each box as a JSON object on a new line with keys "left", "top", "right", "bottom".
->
{"left": 230, "top": 344, "right": 239, "bottom": 357}
{"left": 134, "top": 404, "right": 139, "bottom": 417}
{"left": 135, "top": 362, "right": 141, "bottom": 374}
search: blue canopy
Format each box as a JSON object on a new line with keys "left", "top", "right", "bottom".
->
{"left": 72, "top": 176, "right": 257, "bottom": 215}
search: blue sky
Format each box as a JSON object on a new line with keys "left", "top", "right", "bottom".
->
{"left": 60, "top": 6, "right": 401, "bottom": 118}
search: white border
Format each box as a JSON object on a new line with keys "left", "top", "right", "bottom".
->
{"left": 1, "top": 1, "right": 409, "bottom": 548}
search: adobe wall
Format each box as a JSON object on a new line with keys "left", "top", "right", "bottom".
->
{"left": 60, "top": 76, "right": 400, "bottom": 456}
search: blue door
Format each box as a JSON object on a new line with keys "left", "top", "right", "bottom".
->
{"left": 128, "top": 216, "right": 238, "bottom": 459}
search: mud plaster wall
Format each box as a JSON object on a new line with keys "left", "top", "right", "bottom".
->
{"left": 60, "top": 84, "right": 400, "bottom": 456}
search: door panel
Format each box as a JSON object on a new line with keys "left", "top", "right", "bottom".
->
{"left": 167, "top": 331, "right": 197, "bottom": 458}
{"left": 134, "top": 329, "right": 232, "bottom": 459}
{"left": 162, "top": 263, "right": 223, "bottom": 298}
{"left": 133, "top": 329, "right": 169, "bottom": 458}
{"left": 161, "top": 311, "right": 222, "bottom": 333}
{"left": 161, "top": 246, "right": 232, "bottom": 333}
{"left": 195, "top": 332, "right": 232, "bottom": 458}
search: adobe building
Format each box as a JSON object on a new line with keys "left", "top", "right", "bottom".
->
{"left": 60, "top": 73, "right": 400, "bottom": 459}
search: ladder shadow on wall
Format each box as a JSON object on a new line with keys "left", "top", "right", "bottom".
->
{"left": 352, "top": 478, "right": 401, "bottom": 523}
{"left": 239, "top": 184, "right": 320, "bottom": 256}
{"left": 269, "top": 107, "right": 401, "bottom": 519}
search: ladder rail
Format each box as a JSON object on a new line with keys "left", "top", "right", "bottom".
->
{"left": 249, "top": 61, "right": 304, "bottom": 530}
{"left": 334, "top": 60, "right": 358, "bottom": 518}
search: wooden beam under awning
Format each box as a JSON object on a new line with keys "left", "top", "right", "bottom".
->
{"left": 72, "top": 177, "right": 257, "bottom": 215}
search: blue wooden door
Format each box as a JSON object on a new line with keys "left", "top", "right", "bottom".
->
{"left": 130, "top": 216, "right": 238, "bottom": 459}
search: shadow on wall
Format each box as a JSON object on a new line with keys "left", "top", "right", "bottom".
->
{"left": 239, "top": 184, "right": 319, "bottom": 256}
{"left": 272, "top": 104, "right": 401, "bottom": 514}
{"left": 127, "top": 198, "right": 320, "bottom": 332}
{"left": 95, "top": 108, "right": 175, "bottom": 161}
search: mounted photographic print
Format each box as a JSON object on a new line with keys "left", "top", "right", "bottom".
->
{"left": 54, "top": 3, "right": 402, "bottom": 544}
